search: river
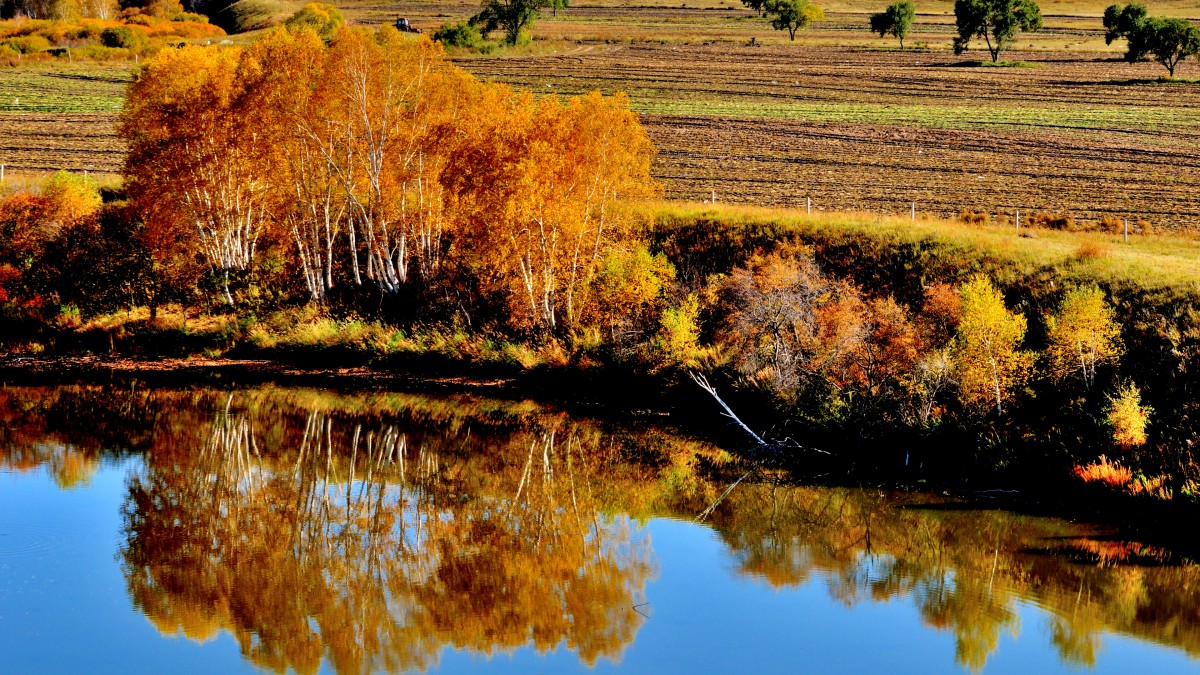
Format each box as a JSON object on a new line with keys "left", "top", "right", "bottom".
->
{"left": 0, "top": 385, "right": 1197, "bottom": 673}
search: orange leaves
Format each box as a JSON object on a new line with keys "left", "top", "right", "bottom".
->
{"left": 448, "top": 88, "right": 658, "bottom": 332}
{"left": 120, "top": 28, "right": 658, "bottom": 315}
{"left": 717, "top": 244, "right": 923, "bottom": 420}
{"left": 1072, "top": 455, "right": 1134, "bottom": 489}
{"left": 0, "top": 191, "right": 51, "bottom": 263}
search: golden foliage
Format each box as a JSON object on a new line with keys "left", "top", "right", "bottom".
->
{"left": 40, "top": 170, "right": 101, "bottom": 224}
{"left": 1107, "top": 382, "right": 1150, "bottom": 448}
{"left": 1044, "top": 286, "right": 1122, "bottom": 387}
{"left": 953, "top": 276, "right": 1032, "bottom": 415}
{"left": 121, "top": 28, "right": 658, "bottom": 320}
{"left": 652, "top": 293, "right": 703, "bottom": 367}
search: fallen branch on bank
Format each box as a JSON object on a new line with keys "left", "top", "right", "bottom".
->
{"left": 690, "top": 372, "right": 833, "bottom": 521}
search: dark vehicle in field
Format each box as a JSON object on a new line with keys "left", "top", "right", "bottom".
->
{"left": 394, "top": 18, "right": 422, "bottom": 33}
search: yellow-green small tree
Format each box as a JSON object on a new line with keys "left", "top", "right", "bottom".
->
{"left": 586, "top": 245, "right": 674, "bottom": 343}
{"left": 953, "top": 275, "right": 1033, "bottom": 415}
{"left": 40, "top": 171, "right": 101, "bottom": 225}
{"left": 1107, "top": 382, "right": 1150, "bottom": 448}
{"left": 1044, "top": 286, "right": 1122, "bottom": 388}
{"left": 652, "top": 294, "right": 703, "bottom": 368}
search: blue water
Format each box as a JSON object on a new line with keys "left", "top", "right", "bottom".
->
{"left": 2, "top": 459, "right": 1197, "bottom": 674}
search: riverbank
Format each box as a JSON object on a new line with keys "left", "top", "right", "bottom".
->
{"left": 5, "top": 202, "right": 1200, "bottom": 509}
{"left": 6, "top": 362, "right": 1200, "bottom": 565}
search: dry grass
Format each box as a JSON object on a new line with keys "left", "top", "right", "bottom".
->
{"left": 647, "top": 201, "right": 1200, "bottom": 290}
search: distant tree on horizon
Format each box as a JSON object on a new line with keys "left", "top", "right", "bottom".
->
{"left": 1103, "top": 2, "right": 1147, "bottom": 45}
{"left": 470, "top": 0, "right": 550, "bottom": 45}
{"left": 1125, "top": 15, "right": 1199, "bottom": 77}
{"left": 742, "top": 0, "right": 825, "bottom": 41}
{"left": 952, "top": 0, "right": 1042, "bottom": 63}
{"left": 870, "top": 0, "right": 916, "bottom": 48}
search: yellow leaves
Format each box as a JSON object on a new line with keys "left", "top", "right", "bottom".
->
{"left": 1044, "top": 286, "right": 1122, "bottom": 388}
{"left": 40, "top": 170, "right": 101, "bottom": 224}
{"left": 586, "top": 245, "right": 674, "bottom": 340}
{"left": 953, "top": 275, "right": 1032, "bottom": 415}
{"left": 284, "top": 2, "right": 345, "bottom": 42}
{"left": 652, "top": 294, "right": 703, "bottom": 368}
{"left": 1107, "top": 382, "right": 1150, "bottom": 449}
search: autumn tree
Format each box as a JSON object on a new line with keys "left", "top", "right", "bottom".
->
{"left": 585, "top": 245, "right": 674, "bottom": 345}
{"left": 1107, "top": 382, "right": 1150, "bottom": 448}
{"left": 236, "top": 27, "right": 342, "bottom": 301}
{"left": 952, "top": 0, "right": 1041, "bottom": 62}
{"left": 870, "top": 0, "right": 916, "bottom": 48}
{"left": 742, "top": 0, "right": 825, "bottom": 40}
{"left": 319, "top": 28, "right": 478, "bottom": 294}
{"left": 719, "top": 246, "right": 842, "bottom": 392}
{"left": 40, "top": 170, "right": 102, "bottom": 224}
{"left": 449, "top": 89, "right": 657, "bottom": 334}
{"left": 911, "top": 283, "right": 962, "bottom": 427}
{"left": 953, "top": 276, "right": 1032, "bottom": 415}
{"left": 283, "top": 2, "right": 344, "bottom": 42}
{"left": 121, "top": 44, "right": 277, "bottom": 304}
{"left": 1043, "top": 286, "right": 1122, "bottom": 388}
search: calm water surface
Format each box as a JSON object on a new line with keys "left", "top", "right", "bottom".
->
{"left": 1, "top": 385, "right": 1198, "bottom": 673}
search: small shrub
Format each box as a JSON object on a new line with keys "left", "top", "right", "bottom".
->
{"left": 172, "top": 12, "right": 209, "bottom": 23}
{"left": 1072, "top": 455, "right": 1134, "bottom": 488}
{"left": 1107, "top": 382, "right": 1151, "bottom": 449}
{"left": 100, "top": 26, "right": 145, "bottom": 49}
{"left": 124, "top": 13, "right": 156, "bottom": 26}
{"left": 652, "top": 294, "right": 703, "bottom": 367}
{"left": 433, "top": 21, "right": 483, "bottom": 48}
{"left": 958, "top": 209, "right": 989, "bottom": 226}
{"left": 1, "top": 35, "right": 52, "bottom": 54}
{"left": 41, "top": 171, "right": 101, "bottom": 223}
{"left": 1027, "top": 211, "right": 1077, "bottom": 231}
{"left": 1073, "top": 241, "right": 1109, "bottom": 261}
{"left": 217, "top": 0, "right": 293, "bottom": 33}
{"left": 284, "top": 2, "right": 343, "bottom": 42}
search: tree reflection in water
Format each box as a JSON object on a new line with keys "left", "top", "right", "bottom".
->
{"left": 4, "top": 385, "right": 1200, "bottom": 673}
{"left": 118, "top": 392, "right": 658, "bottom": 674}
{"left": 700, "top": 483, "right": 1200, "bottom": 670}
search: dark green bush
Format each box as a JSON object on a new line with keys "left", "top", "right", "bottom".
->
{"left": 100, "top": 26, "right": 145, "bottom": 50}
{"left": 433, "top": 21, "right": 483, "bottom": 48}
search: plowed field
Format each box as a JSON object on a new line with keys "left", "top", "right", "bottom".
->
{"left": 2, "top": 14, "right": 1199, "bottom": 226}
{"left": 0, "top": 65, "right": 127, "bottom": 173}
{"left": 463, "top": 43, "right": 1200, "bottom": 225}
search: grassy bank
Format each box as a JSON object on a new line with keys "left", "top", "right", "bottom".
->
{"left": 5, "top": 202, "right": 1200, "bottom": 500}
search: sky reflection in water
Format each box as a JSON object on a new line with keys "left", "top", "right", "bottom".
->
{"left": 0, "top": 385, "right": 1198, "bottom": 674}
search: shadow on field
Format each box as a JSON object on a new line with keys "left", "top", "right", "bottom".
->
{"left": 1048, "top": 78, "right": 1200, "bottom": 86}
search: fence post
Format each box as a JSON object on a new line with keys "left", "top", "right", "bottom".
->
{"left": 0, "top": 164, "right": 5, "bottom": 183}
{"left": 911, "top": 202, "right": 915, "bottom": 221}
{"left": 1015, "top": 209, "right": 1020, "bottom": 235}
{"left": 1124, "top": 219, "right": 1129, "bottom": 243}
{"left": 807, "top": 197, "right": 811, "bottom": 215}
